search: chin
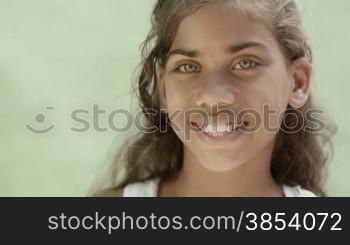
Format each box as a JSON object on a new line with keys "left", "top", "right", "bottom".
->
{"left": 199, "top": 158, "right": 246, "bottom": 173}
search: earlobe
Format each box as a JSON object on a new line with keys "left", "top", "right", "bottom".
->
{"left": 288, "top": 57, "right": 313, "bottom": 109}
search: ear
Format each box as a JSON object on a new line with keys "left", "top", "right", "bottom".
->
{"left": 288, "top": 57, "right": 313, "bottom": 109}
{"left": 156, "top": 68, "right": 167, "bottom": 112}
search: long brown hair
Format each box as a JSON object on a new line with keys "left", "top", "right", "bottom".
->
{"left": 100, "top": 0, "right": 335, "bottom": 196}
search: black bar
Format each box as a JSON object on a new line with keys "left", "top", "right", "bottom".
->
{"left": 0, "top": 198, "right": 348, "bottom": 243}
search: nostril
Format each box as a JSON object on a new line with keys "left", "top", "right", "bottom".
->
{"left": 191, "top": 122, "right": 198, "bottom": 128}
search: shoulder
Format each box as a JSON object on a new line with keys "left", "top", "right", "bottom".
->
{"left": 123, "top": 177, "right": 161, "bottom": 197}
{"left": 283, "top": 185, "right": 317, "bottom": 197}
{"left": 93, "top": 188, "right": 124, "bottom": 197}
{"left": 93, "top": 177, "right": 160, "bottom": 197}
{"left": 297, "top": 187, "right": 317, "bottom": 197}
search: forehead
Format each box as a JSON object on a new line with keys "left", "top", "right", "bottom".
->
{"left": 170, "top": 3, "right": 279, "bottom": 53}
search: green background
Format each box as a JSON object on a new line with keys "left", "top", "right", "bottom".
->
{"left": 0, "top": 0, "right": 349, "bottom": 196}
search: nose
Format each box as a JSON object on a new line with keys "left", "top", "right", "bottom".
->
{"left": 195, "top": 70, "right": 236, "bottom": 109}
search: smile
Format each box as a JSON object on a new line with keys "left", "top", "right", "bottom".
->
{"left": 190, "top": 120, "right": 249, "bottom": 144}
{"left": 191, "top": 122, "right": 244, "bottom": 135}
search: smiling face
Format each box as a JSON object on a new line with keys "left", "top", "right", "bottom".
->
{"left": 157, "top": 3, "right": 311, "bottom": 172}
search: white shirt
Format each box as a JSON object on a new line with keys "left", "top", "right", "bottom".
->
{"left": 123, "top": 177, "right": 317, "bottom": 197}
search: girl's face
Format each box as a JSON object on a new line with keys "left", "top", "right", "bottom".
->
{"left": 158, "top": 3, "right": 311, "bottom": 172}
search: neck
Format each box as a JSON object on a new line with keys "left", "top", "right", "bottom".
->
{"left": 159, "top": 141, "right": 283, "bottom": 197}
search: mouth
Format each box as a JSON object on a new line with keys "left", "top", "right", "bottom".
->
{"left": 190, "top": 120, "right": 249, "bottom": 138}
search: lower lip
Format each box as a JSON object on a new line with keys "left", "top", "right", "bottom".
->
{"left": 192, "top": 126, "right": 244, "bottom": 145}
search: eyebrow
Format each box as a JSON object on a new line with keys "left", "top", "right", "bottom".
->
{"left": 167, "top": 41, "right": 269, "bottom": 59}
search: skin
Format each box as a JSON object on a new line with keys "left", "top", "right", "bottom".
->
{"left": 156, "top": 3, "right": 312, "bottom": 197}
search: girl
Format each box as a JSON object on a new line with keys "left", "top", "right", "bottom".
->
{"left": 97, "top": 0, "right": 335, "bottom": 197}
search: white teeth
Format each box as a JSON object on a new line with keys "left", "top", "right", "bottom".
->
{"left": 202, "top": 123, "right": 242, "bottom": 134}
{"left": 193, "top": 121, "right": 245, "bottom": 137}
{"left": 204, "top": 124, "right": 229, "bottom": 133}
{"left": 206, "top": 132, "right": 225, "bottom": 137}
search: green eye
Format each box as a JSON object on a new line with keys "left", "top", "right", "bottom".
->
{"left": 233, "top": 59, "right": 259, "bottom": 70}
{"left": 178, "top": 63, "right": 199, "bottom": 73}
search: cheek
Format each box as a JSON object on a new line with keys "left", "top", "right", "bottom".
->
{"left": 164, "top": 78, "right": 194, "bottom": 110}
{"left": 164, "top": 77, "right": 200, "bottom": 140}
{"left": 247, "top": 67, "right": 290, "bottom": 107}
{"left": 165, "top": 84, "right": 187, "bottom": 132}
{"left": 241, "top": 70, "right": 291, "bottom": 131}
